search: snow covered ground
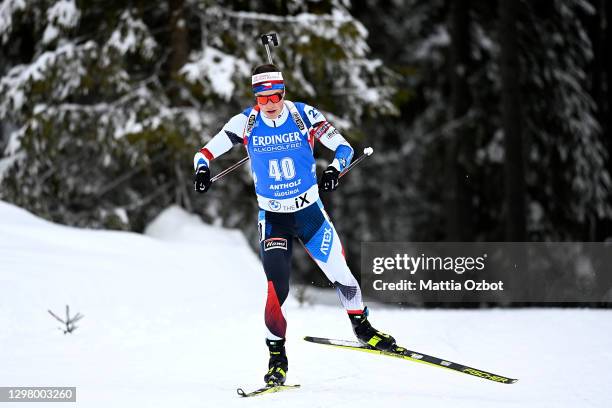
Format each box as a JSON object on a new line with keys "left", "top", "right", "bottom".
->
{"left": 1, "top": 200, "right": 611, "bottom": 408}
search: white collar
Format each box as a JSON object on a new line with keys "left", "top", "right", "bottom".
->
{"left": 260, "top": 103, "right": 289, "bottom": 127}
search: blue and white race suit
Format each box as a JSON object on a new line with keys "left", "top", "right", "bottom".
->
{"left": 194, "top": 101, "right": 363, "bottom": 339}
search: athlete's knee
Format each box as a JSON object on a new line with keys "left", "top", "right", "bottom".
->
{"left": 268, "top": 278, "right": 289, "bottom": 305}
{"left": 262, "top": 259, "right": 290, "bottom": 299}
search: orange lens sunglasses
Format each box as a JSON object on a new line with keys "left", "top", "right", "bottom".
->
{"left": 256, "top": 92, "right": 284, "bottom": 105}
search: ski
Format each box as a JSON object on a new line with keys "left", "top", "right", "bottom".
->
{"left": 236, "top": 384, "right": 300, "bottom": 398}
{"left": 304, "top": 336, "right": 517, "bottom": 385}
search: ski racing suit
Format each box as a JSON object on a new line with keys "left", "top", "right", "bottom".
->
{"left": 194, "top": 101, "right": 363, "bottom": 340}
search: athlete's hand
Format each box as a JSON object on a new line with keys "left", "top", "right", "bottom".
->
{"left": 194, "top": 166, "right": 211, "bottom": 193}
{"left": 319, "top": 166, "right": 340, "bottom": 192}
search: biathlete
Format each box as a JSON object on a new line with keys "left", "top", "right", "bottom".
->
{"left": 193, "top": 63, "right": 396, "bottom": 385}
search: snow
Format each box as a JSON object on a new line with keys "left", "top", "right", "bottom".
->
{"left": 0, "top": 41, "right": 96, "bottom": 118}
{"left": 0, "top": 156, "right": 14, "bottom": 182}
{"left": 181, "top": 46, "right": 250, "bottom": 101}
{"left": 113, "top": 111, "right": 143, "bottom": 139}
{"left": 0, "top": 0, "right": 26, "bottom": 43}
{"left": 42, "top": 24, "right": 60, "bottom": 44}
{"left": 43, "top": 0, "right": 80, "bottom": 43}
{"left": 476, "top": 128, "right": 504, "bottom": 164}
{"left": 47, "top": 0, "right": 80, "bottom": 28}
{"left": 3, "top": 123, "right": 24, "bottom": 155}
{"left": 224, "top": 9, "right": 369, "bottom": 57}
{"left": 1, "top": 200, "right": 611, "bottom": 407}
{"left": 105, "top": 10, "right": 157, "bottom": 59}
{"left": 414, "top": 25, "right": 450, "bottom": 60}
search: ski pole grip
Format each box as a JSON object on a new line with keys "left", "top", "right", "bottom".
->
{"left": 260, "top": 33, "right": 279, "bottom": 65}
{"left": 339, "top": 146, "right": 374, "bottom": 179}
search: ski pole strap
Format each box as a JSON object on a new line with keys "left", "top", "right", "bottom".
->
{"left": 339, "top": 147, "right": 374, "bottom": 179}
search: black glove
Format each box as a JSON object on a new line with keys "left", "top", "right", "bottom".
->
{"left": 319, "top": 166, "right": 340, "bottom": 192}
{"left": 194, "top": 166, "right": 211, "bottom": 193}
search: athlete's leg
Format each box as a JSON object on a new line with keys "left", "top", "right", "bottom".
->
{"left": 295, "top": 201, "right": 396, "bottom": 350}
{"left": 258, "top": 210, "right": 295, "bottom": 384}
{"left": 258, "top": 210, "right": 294, "bottom": 340}
{"left": 295, "top": 201, "right": 364, "bottom": 312}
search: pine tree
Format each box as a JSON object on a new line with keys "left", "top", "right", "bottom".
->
{"left": 517, "top": 0, "right": 611, "bottom": 240}
{"left": 350, "top": 0, "right": 611, "bottom": 244}
{"left": 0, "top": 0, "right": 397, "bottom": 235}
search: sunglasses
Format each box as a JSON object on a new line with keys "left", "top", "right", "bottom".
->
{"left": 256, "top": 92, "right": 284, "bottom": 105}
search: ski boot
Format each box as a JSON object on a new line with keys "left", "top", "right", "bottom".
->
{"left": 264, "top": 338, "right": 288, "bottom": 385}
{"left": 349, "top": 307, "right": 396, "bottom": 351}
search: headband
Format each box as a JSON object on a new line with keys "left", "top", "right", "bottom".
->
{"left": 252, "top": 71, "right": 285, "bottom": 94}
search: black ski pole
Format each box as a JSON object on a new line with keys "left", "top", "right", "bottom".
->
{"left": 210, "top": 156, "right": 249, "bottom": 184}
{"left": 212, "top": 147, "right": 373, "bottom": 184}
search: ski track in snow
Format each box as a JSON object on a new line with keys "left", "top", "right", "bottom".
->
{"left": 0, "top": 200, "right": 610, "bottom": 408}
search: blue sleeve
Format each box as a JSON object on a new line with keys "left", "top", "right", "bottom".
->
{"left": 334, "top": 145, "right": 354, "bottom": 171}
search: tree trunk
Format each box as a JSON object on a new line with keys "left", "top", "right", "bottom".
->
{"left": 168, "top": 0, "right": 188, "bottom": 101}
{"left": 605, "top": 1, "right": 612, "bottom": 178}
{"left": 499, "top": 0, "right": 527, "bottom": 241}
{"left": 586, "top": 0, "right": 609, "bottom": 240}
{"left": 446, "top": 0, "right": 473, "bottom": 241}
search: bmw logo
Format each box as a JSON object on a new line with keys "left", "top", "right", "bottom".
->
{"left": 269, "top": 200, "right": 281, "bottom": 211}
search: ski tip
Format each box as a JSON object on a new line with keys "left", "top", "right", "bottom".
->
{"left": 237, "top": 384, "right": 301, "bottom": 398}
{"left": 494, "top": 377, "right": 518, "bottom": 385}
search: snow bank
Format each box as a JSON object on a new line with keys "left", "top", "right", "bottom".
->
{"left": 0, "top": 200, "right": 611, "bottom": 407}
{"left": 145, "top": 204, "right": 249, "bottom": 248}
